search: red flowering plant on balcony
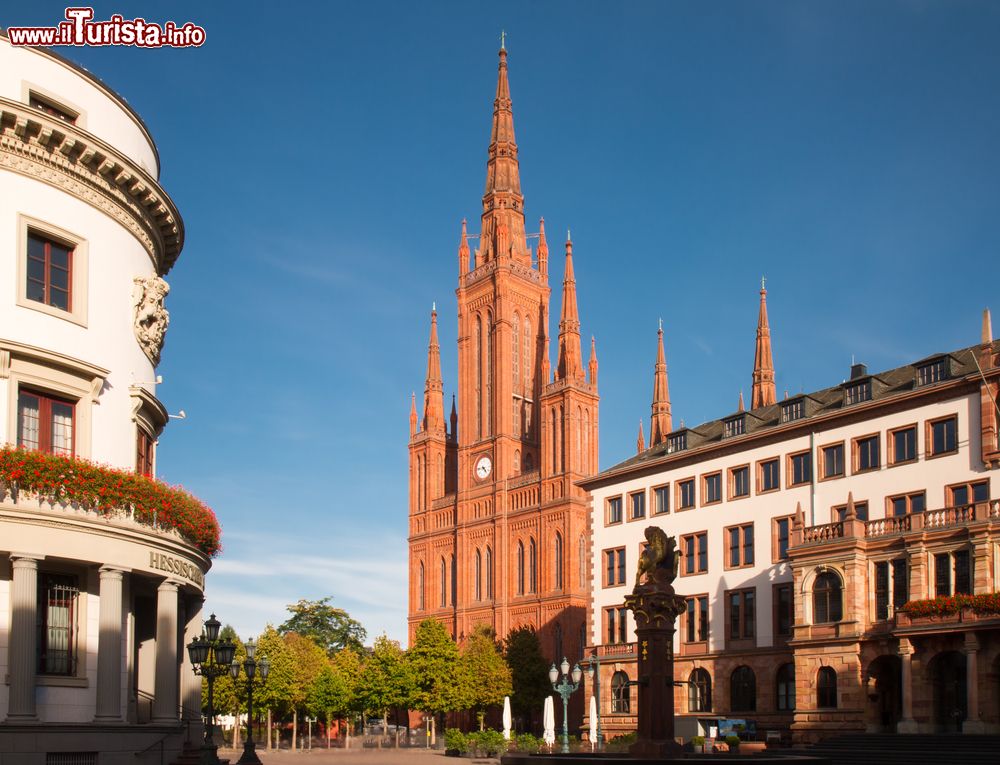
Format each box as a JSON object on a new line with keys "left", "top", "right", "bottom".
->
{"left": 0, "top": 446, "right": 221, "bottom": 557}
{"left": 900, "top": 593, "right": 1000, "bottom": 618}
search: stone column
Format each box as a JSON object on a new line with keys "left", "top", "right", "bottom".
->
{"left": 963, "top": 634, "right": 985, "bottom": 733}
{"left": 7, "top": 554, "right": 43, "bottom": 720}
{"left": 94, "top": 566, "right": 126, "bottom": 721}
{"left": 897, "top": 638, "right": 918, "bottom": 733}
{"left": 152, "top": 579, "right": 181, "bottom": 722}
{"left": 181, "top": 594, "right": 205, "bottom": 745}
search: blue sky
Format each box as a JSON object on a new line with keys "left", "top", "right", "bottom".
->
{"left": 12, "top": 1, "right": 1000, "bottom": 644}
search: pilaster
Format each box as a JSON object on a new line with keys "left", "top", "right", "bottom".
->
{"left": 94, "top": 566, "right": 127, "bottom": 721}
{"left": 6, "top": 554, "right": 43, "bottom": 720}
{"left": 151, "top": 578, "right": 180, "bottom": 722}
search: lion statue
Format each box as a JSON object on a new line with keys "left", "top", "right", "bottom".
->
{"left": 635, "top": 526, "right": 679, "bottom": 588}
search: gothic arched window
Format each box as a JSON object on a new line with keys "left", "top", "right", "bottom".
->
{"left": 517, "top": 541, "right": 525, "bottom": 595}
{"left": 486, "top": 546, "right": 493, "bottom": 599}
{"left": 611, "top": 671, "right": 631, "bottom": 713}
{"left": 576, "top": 406, "right": 583, "bottom": 468}
{"left": 731, "top": 666, "right": 756, "bottom": 712}
{"left": 513, "top": 313, "right": 520, "bottom": 392}
{"left": 475, "top": 315, "right": 483, "bottom": 440}
{"left": 523, "top": 316, "right": 532, "bottom": 396}
{"left": 485, "top": 312, "right": 493, "bottom": 436}
{"left": 817, "top": 666, "right": 838, "bottom": 708}
{"left": 776, "top": 663, "right": 796, "bottom": 711}
{"left": 450, "top": 554, "right": 456, "bottom": 606}
{"left": 813, "top": 571, "right": 843, "bottom": 624}
{"left": 554, "top": 532, "right": 563, "bottom": 590}
{"left": 418, "top": 561, "right": 425, "bottom": 611}
{"left": 529, "top": 537, "right": 537, "bottom": 593}
{"left": 688, "top": 668, "right": 712, "bottom": 712}
{"left": 475, "top": 549, "right": 482, "bottom": 601}
{"left": 439, "top": 557, "right": 447, "bottom": 608}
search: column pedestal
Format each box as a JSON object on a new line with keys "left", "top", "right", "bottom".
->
{"left": 897, "top": 639, "right": 918, "bottom": 733}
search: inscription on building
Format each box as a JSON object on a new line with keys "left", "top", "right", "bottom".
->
{"left": 149, "top": 550, "right": 204, "bottom": 587}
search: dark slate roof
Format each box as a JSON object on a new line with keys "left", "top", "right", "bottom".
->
{"left": 592, "top": 340, "right": 997, "bottom": 480}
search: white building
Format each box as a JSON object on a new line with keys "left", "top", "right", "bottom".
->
{"left": 0, "top": 32, "right": 216, "bottom": 764}
{"left": 581, "top": 288, "right": 1000, "bottom": 743}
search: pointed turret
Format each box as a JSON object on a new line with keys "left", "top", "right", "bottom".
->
{"left": 450, "top": 394, "right": 458, "bottom": 441}
{"left": 537, "top": 217, "right": 548, "bottom": 277}
{"left": 540, "top": 304, "right": 551, "bottom": 385}
{"left": 845, "top": 492, "right": 857, "bottom": 521}
{"left": 458, "top": 219, "right": 470, "bottom": 276}
{"left": 557, "top": 233, "right": 584, "bottom": 381}
{"left": 649, "top": 324, "right": 672, "bottom": 445}
{"left": 409, "top": 392, "right": 418, "bottom": 437}
{"left": 637, "top": 420, "right": 646, "bottom": 454}
{"left": 589, "top": 336, "right": 598, "bottom": 387}
{"left": 983, "top": 308, "right": 993, "bottom": 345}
{"left": 751, "top": 279, "right": 777, "bottom": 408}
{"left": 422, "top": 308, "right": 445, "bottom": 433}
{"left": 480, "top": 45, "right": 527, "bottom": 264}
{"left": 738, "top": 390, "right": 745, "bottom": 413}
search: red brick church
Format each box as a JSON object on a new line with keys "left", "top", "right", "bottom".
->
{"left": 407, "top": 44, "right": 598, "bottom": 672}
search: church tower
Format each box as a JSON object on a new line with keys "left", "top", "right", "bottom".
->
{"left": 408, "top": 44, "right": 598, "bottom": 675}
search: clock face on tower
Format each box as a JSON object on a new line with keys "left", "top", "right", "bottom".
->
{"left": 474, "top": 455, "right": 493, "bottom": 481}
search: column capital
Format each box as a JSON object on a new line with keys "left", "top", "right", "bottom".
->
{"left": 157, "top": 578, "right": 182, "bottom": 592}
{"left": 897, "top": 638, "right": 915, "bottom": 656}
{"left": 963, "top": 632, "right": 980, "bottom": 653}
{"left": 99, "top": 565, "right": 127, "bottom": 577}
{"left": 10, "top": 553, "right": 44, "bottom": 567}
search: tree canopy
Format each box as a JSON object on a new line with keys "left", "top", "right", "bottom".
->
{"left": 357, "top": 634, "right": 413, "bottom": 722}
{"left": 278, "top": 597, "right": 367, "bottom": 655}
{"left": 460, "top": 624, "right": 512, "bottom": 719}
{"left": 407, "top": 619, "right": 462, "bottom": 715}
{"left": 503, "top": 626, "right": 550, "bottom": 720}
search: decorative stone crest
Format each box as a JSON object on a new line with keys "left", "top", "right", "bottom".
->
{"left": 132, "top": 276, "right": 170, "bottom": 366}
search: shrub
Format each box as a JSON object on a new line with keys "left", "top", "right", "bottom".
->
{"left": 443, "top": 728, "right": 465, "bottom": 753}
{"left": 513, "top": 733, "right": 541, "bottom": 753}
{"left": 691, "top": 736, "right": 705, "bottom": 746}
{"left": 476, "top": 729, "right": 507, "bottom": 756}
{"left": 726, "top": 734, "right": 741, "bottom": 747}
{"left": 605, "top": 732, "right": 637, "bottom": 752}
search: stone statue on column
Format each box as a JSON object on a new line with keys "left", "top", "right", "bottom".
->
{"left": 624, "top": 527, "right": 686, "bottom": 758}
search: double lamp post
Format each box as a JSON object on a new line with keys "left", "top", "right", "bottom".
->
{"left": 187, "top": 614, "right": 269, "bottom": 765}
{"left": 548, "top": 651, "right": 604, "bottom": 754}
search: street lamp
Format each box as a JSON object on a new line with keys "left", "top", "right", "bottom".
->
{"left": 549, "top": 657, "right": 583, "bottom": 754}
{"left": 584, "top": 650, "right": 603, "bottom": 750}
{"left": 187, "top": 614, "right": 237, "bottom": 765}
{"left": 228, "top": 636, "right": 270, "bottom": 765}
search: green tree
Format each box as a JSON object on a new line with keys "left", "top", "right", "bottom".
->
{"left": 284, "top": 631, "right": 329, "bottom": 749}
{"left": 278, "top": 597, "right": 366, "bottom": 654}
{"left": 460, "top": 625, "right": 512, "bottom": 729}
{"left": 357, "top": 634, "right": 413, "bottom": 738}
{"left": 407, "top": 619, "right": 462, "bottom": 741}
{"left": 256, "top": 626, "right": 295, "bottom": 748}
{"left": 503, "top": 626, "right": 549, "bottom": 727}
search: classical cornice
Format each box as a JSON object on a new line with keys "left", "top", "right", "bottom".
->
{"left": 0, "top": 97, "right": 183, "bottom": 275}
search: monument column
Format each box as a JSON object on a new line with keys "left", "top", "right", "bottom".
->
{"left": 624, "top": 528, "right": 685, "bottom": 757}
{"left": 963, "top": 633, "right": 984, "bottom": 733}
{"left": 152, "top": 579, "right": 181, "bottom": 722}
{"left": 94, "top": 566, "right": 126, "bottom": 721}
{"left": 7, "top": 554, "right": 43, "bottom": 720}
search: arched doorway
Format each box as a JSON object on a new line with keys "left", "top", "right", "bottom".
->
{"left": 929, "top": 651, "right": 966, "bottom": 732}
{"left": 866, "top": 655, "right": 902, "bottom": 732}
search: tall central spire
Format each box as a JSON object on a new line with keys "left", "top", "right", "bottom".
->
{"left": 649, "top": 325, "right": 672, "bottom": 445}
{"left": 479, "top": 45, "right": 527, "bottom": 264}
{"left": 422, "top": 307, "right": 445, "bottom": 433}
{"left": 751, "top": 280, "right": 776, "bottom": 408}
{"left": 557, "top": 234, "right": 584, "bottom": 381}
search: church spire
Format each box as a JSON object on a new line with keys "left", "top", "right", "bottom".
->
{"left": 649, "top": 323, "right": 672, "bottom": 445}
{"left": 751, "top": 279, "right": 776, "bottom": 409}
{"left": 557, "top": 233, "right": 583, "bottom": 381}
{"left": 422, "top": 307, "right": 445, "bottom": 433}
{"left": 637, "top": 420, "right": 646, "bottom": 454}
{"left": 537, "top": 217, "right": 548, "bottom": 277}
{"left": 450, "top": 394, "right": 458, "bottom": 441}
{"left": 480, "top": 44, "right": 527, "bottom": 264}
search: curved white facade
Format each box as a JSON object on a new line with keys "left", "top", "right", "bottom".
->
{"left": 0, "top": 33, "right": 209, "bottom": 765}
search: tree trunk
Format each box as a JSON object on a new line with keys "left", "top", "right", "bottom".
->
{"left": 292, "top": 711, "right": 298, "bottom": 751}
{"left": 233, "top": 705, "right": 241, "bottom": 749}
{"left": 266, "top": 709, "right": 272, "bottom": 750}
{"left": 431, "top": 715, "right": 436, "bottom": 746}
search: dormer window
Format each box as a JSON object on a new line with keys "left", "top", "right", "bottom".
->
{"left": 844, "top": 380, "right": 871, "bottom": 406}
{"left": 723, "top": 415, "right": 745, "bottom": 439}
{"left": 916, "top": 358, "right": 948, "bottom": 387}
{"left": 667, "top": 432, "right": 687, "bottom": 454}
{"left": 781, "top": 398, "right": 805, "bottom": 423}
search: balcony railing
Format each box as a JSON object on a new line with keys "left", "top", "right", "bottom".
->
{"left": 792, "top": 500, "right": 999, "bottom": 550}
{"left": 598, "top": 642, "right": 637, "bottom": 658}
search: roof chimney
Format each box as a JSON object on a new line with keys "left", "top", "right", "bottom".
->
{"left": 850, "top": 362, "right": 868, "bottom": 380}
